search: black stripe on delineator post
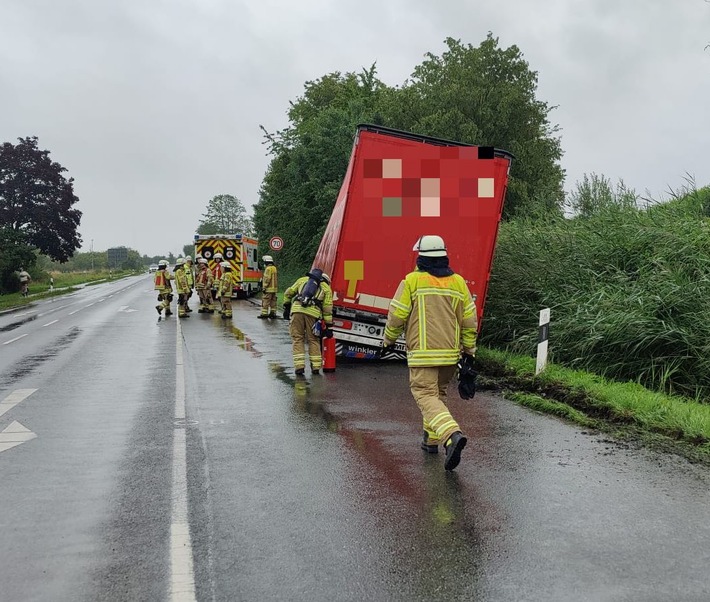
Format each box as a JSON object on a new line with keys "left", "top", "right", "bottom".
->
{"left": 538, "top": 322, "right": 549, "bottom": 343}
{"left": 536, "top": 308, "right": 550, "bottom": 375}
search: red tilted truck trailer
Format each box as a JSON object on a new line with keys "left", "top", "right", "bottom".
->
{"left": 312, "top": 124, "right": 513, "bottom": 360}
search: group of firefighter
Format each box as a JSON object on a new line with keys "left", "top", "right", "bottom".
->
{"left": 153, "top": 252, "right": 235, "bottom": 319}
{"left": 151, "top": 235, "right": 477, "bottom": 472}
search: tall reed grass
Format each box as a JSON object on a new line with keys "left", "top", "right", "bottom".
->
{"left": 482, "top": 184, "right": 710, "bottom": 400}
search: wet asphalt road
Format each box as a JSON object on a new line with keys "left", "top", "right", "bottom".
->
{"left": 0, "top": 275, "right": 709, "bottom": 601}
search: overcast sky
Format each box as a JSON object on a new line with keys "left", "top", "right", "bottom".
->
{"left": 1, "top": 0, "right": 708, "bottom": 257}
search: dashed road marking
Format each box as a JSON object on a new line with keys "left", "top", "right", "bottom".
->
{"left": 0, "top": 389, "right": 37, "bottom": 419}
{"left": 2, "top": 334, "right": 28, "bottom": 345}
{"left": 42, "top": 320, "right": 59, "bottom": 327}
{"left": 0, "top": 421, "right": 37, "bottom": 453}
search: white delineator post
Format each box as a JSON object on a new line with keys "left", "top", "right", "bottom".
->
{"left": 535, "top": 308, "right": 550, "bottom": 375}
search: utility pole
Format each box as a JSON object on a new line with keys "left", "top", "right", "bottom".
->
{"left": 91, "top": 239, "right": 94, "bottom": 271}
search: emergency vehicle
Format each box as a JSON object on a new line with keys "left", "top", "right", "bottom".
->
{"left": 312, "top": 124, "right": 513, "bottom": 359}
{"left": 193, "top": 233, "right": 262, "bottom": 298}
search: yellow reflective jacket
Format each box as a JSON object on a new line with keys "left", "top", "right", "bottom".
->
{"left": 384, "top": 269, "right": 477, "bottom": 367}
{"left": 262, "top": 264, "right": 278, "bottom": 293}
{"left": 175, "top": 266, "right": 190, "bottom": 294}
{"left": 154, "top": 269, "right": 173, "bottom": 292}
{"left": 185, "top": 263, "right": 194, "bottom": 287}
{"left": 283, "top": 276, "right": 333, "bottom": 324}
{"left": 218, "top": 271, "right": 234, "bottom": 298}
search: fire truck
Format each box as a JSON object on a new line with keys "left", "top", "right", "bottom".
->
{"left": 312, "top": 124, "right": 513, "bottom": 359}
{"left": 193, "top": 234, "right": 262, "bottom": 298}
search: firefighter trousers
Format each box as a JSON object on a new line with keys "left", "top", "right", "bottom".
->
{"left": 157, "top": 291, "right": 172, "bottom": 314}
{"left": 197, "top": 288, "right": 213, "bottom": 311}
{"left": 409, "top": 365, "right": 460, "bottom": 445}
{"left": 289, "top": 312, "right": 322, "bottom": 370}
{"left": 261, "top": 292, "right": 277, "bottom": 316}
{"left": 220, "top": 296, "right": 232, "bottom": 318}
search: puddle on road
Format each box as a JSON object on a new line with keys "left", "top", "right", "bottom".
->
{"left": 266, "top": 361, "right": 341, "bottom": 432}
{"left": 218, "top": 321, "right": 263, "bottom": 358}
{"left": 0, "top": 326, "right": 81, "bottom": 388}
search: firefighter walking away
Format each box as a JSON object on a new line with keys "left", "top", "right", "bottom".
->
{"left": 282, "top": 269, "right": 333, "bottom": 375}
{"left": 382, "top": 235, "right": 477, "bottom": 471}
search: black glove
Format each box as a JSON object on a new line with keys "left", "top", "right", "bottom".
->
{"left": 157, "top": 294, "right": 163, "bottom": 301}
{"left": 323, "top": 327, "right": 333, "bottom": 339}
{"left": 167, "top": 293, "right": 174, "bottom": 302}
{"left": 457, "top": 353, "right": 478, "bottom": 400}
{"left": 378, "top": 341, "right": 395, "bottom": 358}
{"left": 282, "top": 302, "right": 291, "bottom": 320}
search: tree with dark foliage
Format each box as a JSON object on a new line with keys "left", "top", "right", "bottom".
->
{"left": 0, "top": 137, "right": 82, "bottom": 263}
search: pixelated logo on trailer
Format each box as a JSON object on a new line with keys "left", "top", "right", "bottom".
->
{"left": 363, "top": 151, "right": 496, "bottom": 218}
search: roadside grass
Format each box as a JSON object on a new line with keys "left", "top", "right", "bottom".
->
{"left": 476, "top": 346, "right": 710, "bottom": 463}
{"left": 0, "top": 270, "right": 136, "bottom": 311}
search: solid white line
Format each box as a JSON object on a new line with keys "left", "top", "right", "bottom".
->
{"left": 2, "top": 334, "right": 28, "bottom": 345}
{"left": 42, "top": 320, "right": 59, "bottom": 327}
{"left": 170, "top": 319, "right": 196, "bottom": 601}
{"left": 0, "top": 389, "right": 37, "bottom": 419}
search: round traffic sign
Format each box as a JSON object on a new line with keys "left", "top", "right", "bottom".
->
{"left": 269, "top": 236, "right": 284, "bottom": 251}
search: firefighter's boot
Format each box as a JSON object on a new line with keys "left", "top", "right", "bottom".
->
{"left": 443, "top": 431, "right": 467, "bottom": 471}
{"left": 156, "top": 305, "right": 162, "bottom": 315}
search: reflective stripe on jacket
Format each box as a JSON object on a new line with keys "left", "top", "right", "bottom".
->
{"left": 262, "top": 265, "right": 278, "bottom": 293}
{"left": 384, "top": 270, "right": 477, "bottom": 367}
{"left": 185, "top": 264, "right": 194, "bottom": 287}
{"left": 283, "top": 276, "right": 333, "bottom": 324}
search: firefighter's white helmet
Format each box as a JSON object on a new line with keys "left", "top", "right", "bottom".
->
{"left": 321, "top": 273, "right": 331, "bottom": 284}
{"left": 220, "top": 261, "right": 231, "bottom": 269}
{"left": 158, "top": 259, "right": 169, "bottom": 267}
{"left": 262, "top": 255, "right": 273, "bottom": 263}
{"left": 413, "top": 235, "right": 447, "bottom": 257}
{"left": 176, "top": 257, "right": 185, "bottom": 265}
{"left": 195, "top": 253, "right": 202, "bottom": 260}
{"left": 214, "top": 252, "right": 223, "bottom": 260}
{"left": 197, "top": 257, "right": 207, "bottom": 264}
{"left": 185, "top": 255, "right": 192, "bottom": 262}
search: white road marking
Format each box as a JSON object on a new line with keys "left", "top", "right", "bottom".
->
{"left": 97, "top": 298, "right": 106, "bottom": 302}
{"left": 118, "top": 306, "right": 137, "bottom": 313}
{"left": 68, "top": 309, "right": 82, "bottom": 315}
{"left": 170, "top": 319, "right": 196, "bottom": 601}
{"left": 86, "top": 303, "right": 95, "bottom": 307}
{"left": 2, "top": 334, "right": 28, "bottom": 345}
{"left": 42, "top": 320, "right": 59, "bottom": 327}
{"left": 0, "top": 421, "right": 37, "bottom": 453}
{"left": 0, "top": 389, "right": 37, "bottom": 419}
